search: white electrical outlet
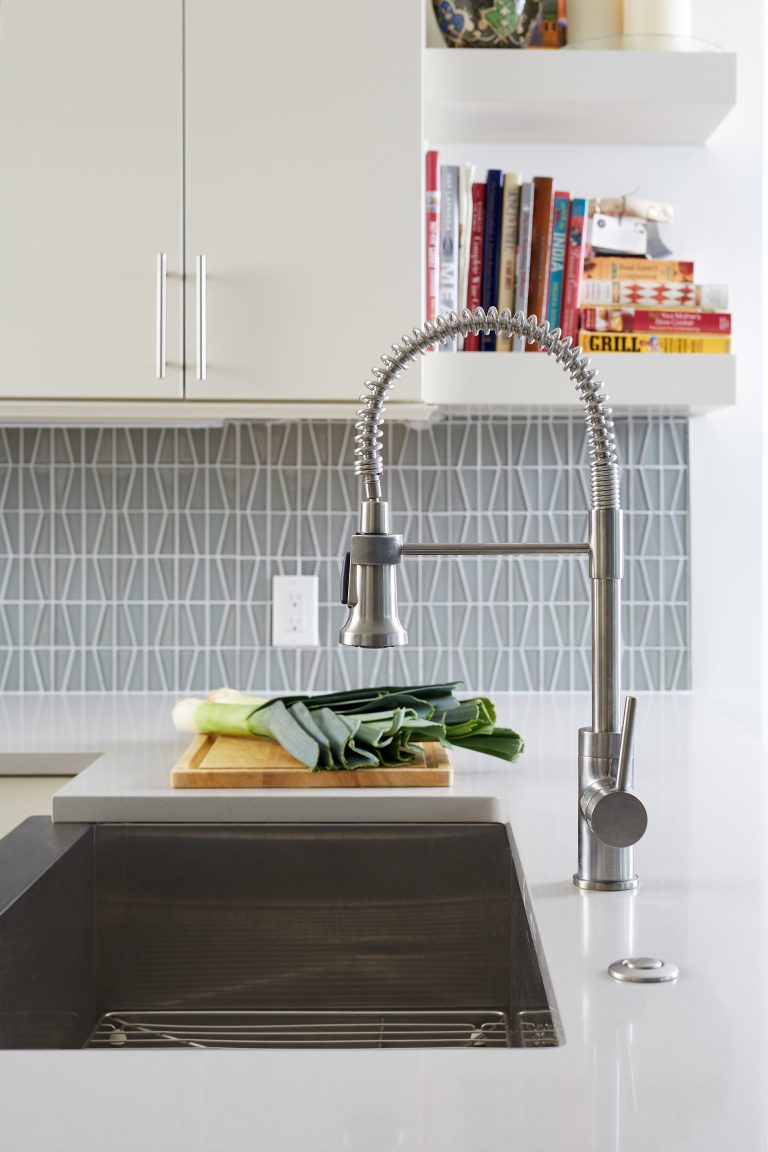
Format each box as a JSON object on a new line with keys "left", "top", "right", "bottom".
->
{"left": 271, "top": 575, "right": 320, "bottom": 648}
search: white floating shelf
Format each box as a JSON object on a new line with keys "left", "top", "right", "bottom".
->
{"left": 421, "top": 352, "right": 736, "bottom": 415}
{"left": 425, "top": 49, "right": 737, "bottom": 145}
{"left": 0, "top": 401, "right": 437, "bottom": 426}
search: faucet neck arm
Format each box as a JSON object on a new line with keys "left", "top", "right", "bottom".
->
{"left": 401, "top": 541, "right": 590, "bottom": 558}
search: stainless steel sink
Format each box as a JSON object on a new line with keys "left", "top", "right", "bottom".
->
{"left": 0, "top": 817, "right": 560, "bottom": 1050}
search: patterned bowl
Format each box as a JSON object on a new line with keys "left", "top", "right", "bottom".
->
{"left": 432, "top": 0, "right": 543, "bottom": 48}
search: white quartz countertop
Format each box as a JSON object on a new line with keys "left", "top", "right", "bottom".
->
{"left": 0, "top": 691, "right": 765, "bottom": 1152}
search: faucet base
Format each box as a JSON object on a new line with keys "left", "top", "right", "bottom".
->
{"left": 573, "top": 874, "right": 638, "bottom": 892}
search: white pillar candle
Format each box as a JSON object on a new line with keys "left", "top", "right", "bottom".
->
{"left": 623, "top": 0, "right": 693, "bottom": 38}
{"left": 567, "top": 0, "right": 623, "bottom": 45}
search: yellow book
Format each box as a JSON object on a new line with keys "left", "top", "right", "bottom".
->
{"left": 578, "top": 331, "right": 731, "bottom": 355}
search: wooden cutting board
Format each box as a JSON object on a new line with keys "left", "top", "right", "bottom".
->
{"left": 171, "top": 734, "right": 452, "bottom": 788}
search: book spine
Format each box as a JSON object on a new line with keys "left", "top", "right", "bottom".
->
{"left": 526, "top": 176, "right": 555, "bottom": 351}
{"left": 513, "top": 182, "right": 534, "bottom": 352}
{"left": 425, "top": 150, "right": 440, "bottom": 327}
{"left": 580, "top": 281, "right": 730, "bottom": 312}
{"left": 480, "top": 170, "right": 504, "bottom": 352}
{"left": 581, "top": 307, "right": 732, "bottom": 335}
{"left": 456, "top": 163, "right": 476, "bottom": 351}
{"left": 560, "top": 197, "right": 587, "bottom": 344}
{"left": 546, "top": 191, "right": 570, "bottom": 332}
{"left": 582, "top": 257, "right": 694, "bottom": 282}
{"left": 438, "top": 165, "right": 460, "bottom": 352}
{"left": 496, "top": 173, "right": 522, "bottom": 352}
{"left": 464, "top": 182, "right": 486, "bottom": 353}
{"left": 578, "top": 331, "right": 732, "bottom": 354}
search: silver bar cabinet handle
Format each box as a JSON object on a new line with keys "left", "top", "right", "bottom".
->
{"left": 155, "top": 252, "right": 167, "bottom": 379}
{"left": 196, "top": 253, "right": 207, "bottom": 381}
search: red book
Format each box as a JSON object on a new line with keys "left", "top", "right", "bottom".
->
{"left": 580, "top": 307, "right": 732, "bottom": 335}
{"left": 425, "top": 151, "right": 440, "bottom": 326}
{"left": 561, "top": 197, "right": 588, "bottom": 343}
{"left": 464, "top": 181, "right": 486, "bottom": 352}
{"left": 525, "top": 176, "right": 555, "bottom": 351}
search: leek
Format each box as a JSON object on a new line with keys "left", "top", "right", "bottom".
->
{"left": 172, "top": 683, "right": 524, "bottom": 771}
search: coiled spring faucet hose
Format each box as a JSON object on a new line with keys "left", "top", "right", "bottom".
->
{"left": 352, "top": 307, "right": 621, "bottom": 510}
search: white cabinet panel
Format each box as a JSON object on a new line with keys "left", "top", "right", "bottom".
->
{"left": 0, "top": 778, "right": 72, "bottom": 839}
{"left": 0, "top": 0, "right": 183, "bottom": 399}
{"left": 184, "top": 0, "right": 422, "bottom": 403}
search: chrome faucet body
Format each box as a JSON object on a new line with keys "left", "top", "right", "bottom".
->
{"left": 339, "top": 307, "right": 647, "bottom": 890}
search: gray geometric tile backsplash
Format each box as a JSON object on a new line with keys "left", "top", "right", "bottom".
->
{"left": 0, "top": 415, "right": 688, "bottom": 693}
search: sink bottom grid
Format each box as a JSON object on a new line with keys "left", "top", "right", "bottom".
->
{"left": 86, "top": 1009, "right": 517, "bottom": 1050}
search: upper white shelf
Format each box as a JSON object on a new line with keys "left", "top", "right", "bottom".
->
{"left": 421, "top": 352, "right": 735, "bottom": 415}
{"left": 425, "top": 48, "right": 737, "bottom": 146}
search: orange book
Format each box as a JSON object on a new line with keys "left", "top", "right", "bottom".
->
{"left": 525, "top": 176, "right": 555, "bottom": 350}
{"left": 582, "top": 257, "right": 694, "bottom": 283}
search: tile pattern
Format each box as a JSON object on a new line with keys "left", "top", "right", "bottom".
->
{"left": 0, "top": 416, "right": 689, "bottom": 693}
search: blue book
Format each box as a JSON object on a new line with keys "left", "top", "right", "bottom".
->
{"left": 480, "top": 170, "right": 503, "bottom": 352}
{"left": 547, "top": 192, "right": 570, "bottom": 331}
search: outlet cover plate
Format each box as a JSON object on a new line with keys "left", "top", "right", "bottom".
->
{"left": 271, "top": 575, "right": 320, "bottom": 648}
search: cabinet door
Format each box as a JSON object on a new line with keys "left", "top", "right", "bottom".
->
{"left": 0, "top": 0, "right": 183, "bottom": 399}
{"left": 184, "top": 0, "right": 422, "bottom": 402}
{"left": 0, "top": 778, "right": 72, "bottom": 839}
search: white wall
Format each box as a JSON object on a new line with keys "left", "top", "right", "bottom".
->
{"left": 689, "top": 0, "right": 763, "bottom": 735}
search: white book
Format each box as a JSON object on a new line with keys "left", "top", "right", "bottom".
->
{"left": 580, "top": 280, "right": 730, "bottom": 311}
{"left": 513, "top": 182, "right": 534, "bottom": 352}
{"left": 438, "top": 164, "right": 460, "bottom": 352}
{"left": 456, "top": 163, "right": 476, "bottom": 350}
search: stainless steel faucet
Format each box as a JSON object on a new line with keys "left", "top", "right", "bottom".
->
{"left": 338, "top": 307, "right": 647, "bottom": 891}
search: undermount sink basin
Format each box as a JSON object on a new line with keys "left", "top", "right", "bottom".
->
{"left": 0, "top": 815, "right": 560, "bottom": 1050}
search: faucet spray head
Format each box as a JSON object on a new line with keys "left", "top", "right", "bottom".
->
{"left": 338, "top": 501, "right": 408, "bottom": 649}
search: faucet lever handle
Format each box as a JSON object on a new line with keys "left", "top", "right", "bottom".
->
{"left": 340, "top": 552, "right": 352, "bottom": 606}
{"left": 614, "top": 695, "right": 637, "bottom": 792}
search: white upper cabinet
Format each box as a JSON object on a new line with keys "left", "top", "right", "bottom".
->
{"left": 183, "top": 0, "right": 422, "bottom": 403}
{"left": 0, "top": 0, "right": 422, "bottom": 411}
{"left": 0, "top": 0, "right": 183, "bottom": 400}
